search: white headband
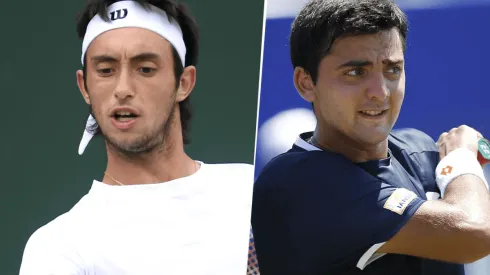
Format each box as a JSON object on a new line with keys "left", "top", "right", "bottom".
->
{"left": 81, "top": 0, "right": 186, "bottom": 66}
{"left": 78, "top": 0, "right": 187, "bottom": 155}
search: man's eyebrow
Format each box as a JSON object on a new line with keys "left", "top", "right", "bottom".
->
{"left": 336, "top": 60, "right": 372, "bottom": 69}
{"left": 382, "top": 59, "right": 404, "bottom": 66}
{"left": 129, "top": 52, "right": 161, "bottom": 62}
{"left": 90, "top": 55, "right": 118, "bottom": 63}
{"left": 90, "top": 52, "right": 161, "bottom": 63}
{"left": 336, "top": 59, "right": 404, "bottom": 69}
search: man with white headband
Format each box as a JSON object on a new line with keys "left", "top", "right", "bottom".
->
{"left": 19, "top": 1, "right": 255, "bottom": 274}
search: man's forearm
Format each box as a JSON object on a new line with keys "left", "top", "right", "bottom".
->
{"left": 444, "top": 174, "right": 490, "bottom": 223}
{"left": 440, "top": 174, "right": 490, "bottom": 262}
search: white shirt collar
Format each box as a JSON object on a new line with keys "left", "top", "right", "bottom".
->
{"left": 294, "top": 132, "right": 322, "bottom": 151}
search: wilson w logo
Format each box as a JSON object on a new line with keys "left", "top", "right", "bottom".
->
{"left": 110, "top": 9, "right": 128, "bottom": 21}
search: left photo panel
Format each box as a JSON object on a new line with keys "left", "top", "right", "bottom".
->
{"left": 1, "top": 0, "right": 265, "bottom": 274}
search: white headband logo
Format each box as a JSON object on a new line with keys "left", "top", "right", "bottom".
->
{"left": 78, "top": 0, "right": 187, "bottom": 155}
{"left": 110, "top": 9, "right": 128, "bottom": 21}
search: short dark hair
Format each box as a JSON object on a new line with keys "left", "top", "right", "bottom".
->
{"left": 76, "top": 0, "right": 199, "bottom": 144}
{"left": 290, "top": 0, "right": 408, "bottom": 83}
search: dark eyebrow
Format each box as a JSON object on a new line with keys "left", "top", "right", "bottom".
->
{"left": 382, "top": 59, "right": 404, "bottom": 66}
{"left": 130, "top": 52, "right": 161, "bottom": 62}
{"left": 90, "top": 52, "right": 161, "bottom": 63}
{"left": 336, "top": 59, "right": 404, "bottom": 69}
{"left": 336, "top": 60, "right": 372, "bottom": 69}
{"left": 91, "top": 55, "right": 118, "bottom": 63}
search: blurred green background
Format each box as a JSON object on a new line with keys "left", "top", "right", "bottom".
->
{"left": 0, "top": 0, "right": 264, "bottom": 273}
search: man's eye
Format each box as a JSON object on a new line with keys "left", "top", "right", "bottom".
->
{"left": 139, "top": 67, "right": 156, "bottom": 74}
{"left": 97, "top": 68, "right": 113, "bottom": 75}
{"left": 345, "top": 68, "right": 365, "bottom": 76}
{"left": 387, "top": 66, "right": 402, "bottom": 75}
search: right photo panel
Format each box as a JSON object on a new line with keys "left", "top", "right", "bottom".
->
{"left": 252, "top": 0, "right": 490, "bottom": 274}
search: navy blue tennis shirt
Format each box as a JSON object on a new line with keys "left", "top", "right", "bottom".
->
{"left": 251, "top": 128, "right": 465, "bottom": 275}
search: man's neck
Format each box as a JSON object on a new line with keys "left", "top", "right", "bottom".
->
{"left": 103, "top": 138, "right": 197, "bottom": 186}
{"left": 312, "top": 127, "right": 389, "bottom": 163}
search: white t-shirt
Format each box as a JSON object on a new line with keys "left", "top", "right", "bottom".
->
{"left": 19, "top": 162, "right": 254, "bottom": 275}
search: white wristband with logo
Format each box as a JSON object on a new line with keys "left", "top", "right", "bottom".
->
{"left": 435, "top": 147, "right": 488, "bottom": 198}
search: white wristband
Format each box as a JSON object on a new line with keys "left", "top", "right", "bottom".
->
{"left": 435, "top": 147, "right": 488, "bottom": 198}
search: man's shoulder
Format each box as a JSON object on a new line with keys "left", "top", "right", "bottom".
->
{"left": 203, "top": 162, "right": 254, "bottom": 175}
{"left": 256, "top": 144, "right": 369, "bottom": 194}
{"left": 26, "top": 219, "right": 69, "bottom": 256}
{"left": 20, "top": 211, "right": 80, "bottom": 273}
{"left": 262, "top": 139, "right": 351, "bottom": 172}
{"left": 26, "top": 212, "right": 72, "bottom": 245}
{"left": 205, "top": 162, "right": 253, "bottom": 169}
{"left": 23, "top": 195, "right": 92, "bottom": 250}
{"left": 20, "top": 203, "right": 91, "bottom": 274}
{"left": 390, "top": 128, "right": 438, "bottom": 154}
{"left": 200, "top": 163, "right": 255, "bottom": 188}
{"left": 26, "top": 198, "right": 87, "bottom": 240}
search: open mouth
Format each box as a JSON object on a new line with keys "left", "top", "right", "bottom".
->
{"left": 358, "top": 110, "right": 387, "bottom": 117}
{"left": 113, "top": 112, "right": 138, "bottom": 122}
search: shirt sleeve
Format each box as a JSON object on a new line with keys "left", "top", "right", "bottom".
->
{"left": 19, "top": 228, "right": 85, "bottom": 275}
{"left": 252, "top": 163, "right": 425, "bottom": 274}
{"left": 354, "top": 185, "right": 425, "bottom": 270}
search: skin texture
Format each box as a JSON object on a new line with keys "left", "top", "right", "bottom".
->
{"left": 377, "top": 125, "right": 490, "bottom": 264}
{"left": 294, "top": 29, "right": 405, "bottom": 163}
{"left": 76, "top": 27, "right": 198, "bottom": 185}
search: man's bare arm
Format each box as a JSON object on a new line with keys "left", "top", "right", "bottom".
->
{"left": 378, "top": 125, "right": 490, "bottom": 264}
{"left": 378, "top": 174, "right": 490, "bottom": 263}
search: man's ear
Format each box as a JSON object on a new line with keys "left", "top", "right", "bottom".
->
{"left": 76, "top": 69, "right": 91, "bottom": 105}
{"left": 176, "top": 66, "right": 196, "bottom": 102}
{"left": 293, "top": 67, "right": 316, "bottom": 103}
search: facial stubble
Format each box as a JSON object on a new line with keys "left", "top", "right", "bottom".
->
{"left": 89, "top": 92, "right": 177, "bottom": 159}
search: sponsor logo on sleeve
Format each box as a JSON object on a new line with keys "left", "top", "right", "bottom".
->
{"left": 383, "top": 188, "right": 418, "bottom": 215}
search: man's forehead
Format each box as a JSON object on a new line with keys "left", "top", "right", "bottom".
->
{"left": 329, "top": 30, "right": 404, "bottom": 62}
{"left": 87, "top": 27, "right": 172, "bottom": 57}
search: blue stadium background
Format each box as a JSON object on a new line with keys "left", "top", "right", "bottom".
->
{"left": 255, "top": 0, "right": 490, "bottom": 273}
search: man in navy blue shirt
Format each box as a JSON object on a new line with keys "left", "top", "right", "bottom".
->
{"left": 251, "top": 0, "right": 490, "bottom": 274}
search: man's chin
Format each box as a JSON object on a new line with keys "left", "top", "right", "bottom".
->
{"left": 355, "top": 128, "right": 391, "bottom": 146}
{"left": 105, "top": 137, "right": 154, "bottom": 155}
